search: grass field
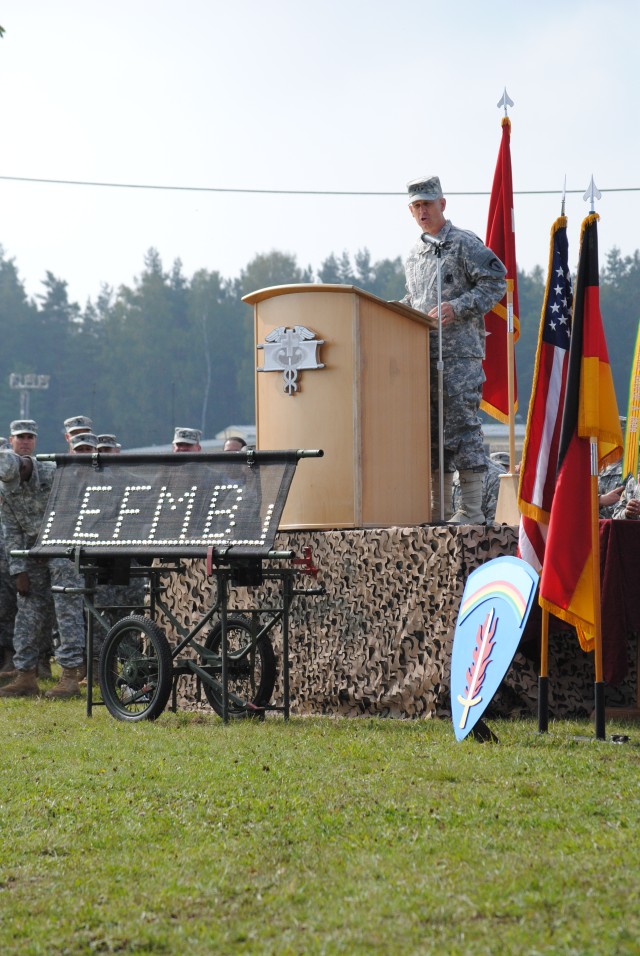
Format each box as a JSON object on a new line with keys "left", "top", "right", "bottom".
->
{"left": 0, "top": 698, "right": 638, "bottom": 955}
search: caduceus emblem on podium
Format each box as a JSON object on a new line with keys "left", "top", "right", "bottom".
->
{"left": 257, "top": 326, "right": 325, "bottom": 395}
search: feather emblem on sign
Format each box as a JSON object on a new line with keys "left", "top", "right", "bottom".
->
{"left": 457, "top": 608, "right": 497, "bottom": 729}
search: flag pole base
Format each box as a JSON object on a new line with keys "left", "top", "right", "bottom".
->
{"left": 537, "top": 675, "right": 549, "bottom": 733}
{"left": 594, "top": 681, "right": 606, "bottom": 740}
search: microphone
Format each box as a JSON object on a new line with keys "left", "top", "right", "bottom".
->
{"left": 421, "top": 232, "right": 444, "bottom": 251}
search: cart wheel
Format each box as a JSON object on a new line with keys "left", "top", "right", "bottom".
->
{"left": 202, "top": 615, "right": 277, "bottom": 719}
{"left": 99, "top": 615, "right": 173, "bottom": 722}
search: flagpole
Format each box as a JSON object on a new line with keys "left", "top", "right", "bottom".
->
{"left": 536, "top": 183, "right": 568, "bottom": 736}
{"left": 584, "top": 175, "right": 606, "bottom": 740}
{"left": 498, "top": 92, "right": 516, "bottom": 475}
{"left": 537, "top": 184, "right": 568, "bottom": 736}
{"left": 538, "top": 608, "right": 549, "bottom": 733}
{"left": 499, "top": 89, "right": 517, "bottom": 473}
{"left": 506, "top": 282, "right": 516, "bottom": 471}
{"left": 590, "top": 441, "right": 606, "bottom": 739}
{"left": 489, "top": 91, "right": 521, "bottom": 523}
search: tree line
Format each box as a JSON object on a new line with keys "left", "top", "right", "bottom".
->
{"left": 1, "top": 243, "right": 639, "bottom": 452}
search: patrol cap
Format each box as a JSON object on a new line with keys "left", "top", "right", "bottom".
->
{"left": 10, "top": 419, "right": 38, "bottom": 436}
{"left": 407, "top": 175, "right": 443, "bottom": 204}
{"left": 0, "top": 450, "right": 21, "bottom": 484}
{"left": 490, "top": 451, "right": 511, "bottom": 469}
{"left": 0, "top": 436, "right": 9, "bottom": 450}
{"left": 64, "top": 415, "right": 93, "bottom": 435}
{"left": 70, "top": 432, "right": 98, "bottom": 451}
{"left": 96, "top": 434, "right": 118, "bottom": 449}
{"left": 173, "top": 427, "right": 202, "bottom": 445}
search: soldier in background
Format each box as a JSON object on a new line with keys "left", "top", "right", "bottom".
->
{"left": 96, "top": 434, "right": 120, "bottom": 453}
{"left": 223, "top": 436, "right": 247, "bottom": 452}
{"left": 0, "top": 436, "right": 17, "bottom": 676}
{"left": 69, "top": 432, "right": 98, "bottom": 453}
{"left": 402, "top": 175, "right": 507, "bottom": 524}
{"left": 2, "top": 421, "right": 55, "bottom": 680}
{"left": 172, "top": 427, "right": 202, "bottom": 452}
{"left": 0, "top": 427, "right": 85, "bottom": 699}
{"left": 63, "top": 415, "right": 93, "bottom": 451}
{"left": 612, "top": 476, "right": 640, "bottom": 520}
{"left": 598, "top": 417, "right": 627, "bottom": 518}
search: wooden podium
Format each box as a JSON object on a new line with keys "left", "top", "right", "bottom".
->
{"left": 243, "top": 284, "right": 434, "bottom": 530}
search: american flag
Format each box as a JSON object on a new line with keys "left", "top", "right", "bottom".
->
{"left": 517, "top": 217, "right": 573, "bottom": 571}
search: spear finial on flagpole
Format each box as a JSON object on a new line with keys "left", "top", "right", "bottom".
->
{"left": 497, "top": 87, "right": 514, "bottom": 116}
{"left": 583, "top": 175, "right": 602, "bottom": 213}
{"left": 561, "top": 175, "right": 567, "bottom": 217}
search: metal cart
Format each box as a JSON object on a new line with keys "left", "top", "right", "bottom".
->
{"left": 26, "top": 448, "right": 323, "bottom": 722}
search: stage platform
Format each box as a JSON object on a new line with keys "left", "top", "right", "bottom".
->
{"left": 161, "top": 524, "right": 637, "bottom": 719}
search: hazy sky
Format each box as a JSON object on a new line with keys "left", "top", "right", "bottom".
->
{"left": 1, "top": 0, "right": 638, "bottom": 305}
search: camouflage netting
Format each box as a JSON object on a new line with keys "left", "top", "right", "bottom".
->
{"left": 155, "top": 524, "right": 637, "bottom": 719}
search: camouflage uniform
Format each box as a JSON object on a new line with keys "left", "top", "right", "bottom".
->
{"left": 0, "top": 529, "right": 17, "bottom": 662}
{"left": 613, "top": 475, "right": 640, "bottom": 520}
{"left": 0, "top": 456, "right": 85, "bottom": 672}
{"left": 598, "top": 460, "right": 624, "bottom": 519}
{"left": 0, "top": 439, "right": 16, "bottom": 663}
{"left": 403, "top": 220, "right": 507, "bottom": 472}
{"left": 452, "top": 455, "right": 506, "bottom": 523}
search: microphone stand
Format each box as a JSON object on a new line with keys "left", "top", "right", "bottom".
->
{"left": 421, "top": 232, "right": 445, "bottom": 522}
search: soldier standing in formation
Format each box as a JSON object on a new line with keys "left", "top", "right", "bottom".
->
{"left": 0, "top": 421, "right": 85, "bottom": 699}
{"left": 0, "top": 435, "right": 17, "bottom": 676}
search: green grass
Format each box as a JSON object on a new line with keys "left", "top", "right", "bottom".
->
{"left": 0, "top": 701, "right": 638, "bottom": 955}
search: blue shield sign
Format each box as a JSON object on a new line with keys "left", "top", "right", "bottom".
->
{"left": 451, "top": 556, "right": 539, "bottom": 741}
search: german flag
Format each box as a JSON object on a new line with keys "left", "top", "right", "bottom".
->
{"left": 539, "top": 214, "right": 622, "bottom": 650}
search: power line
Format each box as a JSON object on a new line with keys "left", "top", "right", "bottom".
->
{"left": 1, "top": 173, "right": 640, "bottom": 197}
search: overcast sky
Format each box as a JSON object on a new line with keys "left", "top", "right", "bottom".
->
{"left": 1, "top": 0, "right": 638, "bottom": 306}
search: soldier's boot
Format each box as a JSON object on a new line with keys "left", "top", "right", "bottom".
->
{"left": 431, "top": 471, "right": 454, "bottom": 522}
{"left": 44, "top": 667, "right": 81, "bottom": 700}
{"left": 0, "top": 648, "right": 17, "bottom": 682}
{"left": 0, "top": 668, "right": 40, "bottom": 698}
{"left": 451, "top": 469, "right": 486, "bottom": 525}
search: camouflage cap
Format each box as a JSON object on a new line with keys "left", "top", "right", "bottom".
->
{"left": 96, "top": 434, "right": 118, "bottom": 449}
{"left": 0, "top": 450, "right": 21, "bottom": 484}
{"left": 173, "top": 427, "right": 202, "bottom": 445}
{"left": 407, "top": 176, "right": 443, "bottom": 203}
{"left": 64, "top": 415, "right": 93, "bottom": 435}
{"left": 70, "top": 432, "right": 98, "bottom": 451}
{"left": 10, "top": 419, "right": 38, "bottom": 436}
{"left": 0, "top": 436, "right": 10, "bottom": 450}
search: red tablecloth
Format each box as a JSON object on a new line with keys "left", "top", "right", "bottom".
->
{"left": 599, "top": 519, "right": 640, "bottom": 685}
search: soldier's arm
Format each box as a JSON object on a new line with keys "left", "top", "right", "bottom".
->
{"left": 612, "top": 477, "right": 639, "bottom": 519}
{"left": 447, "top": 237, "right": 507, "bottom": 320}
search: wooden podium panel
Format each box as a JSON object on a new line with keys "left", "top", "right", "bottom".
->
{"left": 244, "top": 284, "right": 433, "bottom": 529}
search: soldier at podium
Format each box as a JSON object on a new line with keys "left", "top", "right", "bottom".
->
{"left": 402, "top": 175, "right": 507, "bottom": 523}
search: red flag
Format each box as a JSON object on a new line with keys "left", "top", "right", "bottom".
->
{"left": 539, "top": 214, "right": 622, "bottom": 650}
{"left": 482, "top": 116, "right": 519, "bottom": 422}
{"left": 517, "top": 217, "right": 572, "bottom": 571}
